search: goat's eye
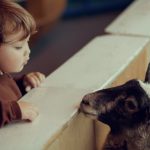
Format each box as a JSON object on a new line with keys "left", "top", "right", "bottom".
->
{"left": 125, "top": 98, "right": 138, "bottom": 112}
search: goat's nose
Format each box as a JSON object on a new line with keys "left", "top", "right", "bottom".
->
{"left": 82, "top": 99, "right": 90, "bottom": 106}
{"left": 81, "top": 94, "right": 92, "bottom": 106}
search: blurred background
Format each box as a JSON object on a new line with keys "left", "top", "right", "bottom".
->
{"left": 14, "top": 0, "right": 133, "bottom": 76}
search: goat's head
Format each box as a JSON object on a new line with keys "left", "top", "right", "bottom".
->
{"left": 80, "top": 63, "right": 150, "bottom": 132}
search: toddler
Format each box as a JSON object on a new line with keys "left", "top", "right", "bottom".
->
{"left": 0, "top": 0, "right": 45, "bottom": 127}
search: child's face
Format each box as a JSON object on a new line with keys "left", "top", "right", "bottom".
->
{"left": 0, "top": 30, "right": 30, "bottom": 73}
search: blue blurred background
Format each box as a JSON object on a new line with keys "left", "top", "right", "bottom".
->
{"left": 63, "top": 0, "right": 133, "bottom": 18}
{"left": 18, "top": 0, "right": 133, "bottom": 18}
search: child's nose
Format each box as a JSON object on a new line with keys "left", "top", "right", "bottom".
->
{"left": 24, "top": 49, "right": 30, "bottom": 57}
{"left": 24, "top": 45, "right": 30, "bottom": 57}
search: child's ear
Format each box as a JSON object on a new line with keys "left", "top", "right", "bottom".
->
{"left": 145, "top": 63, "right": 150, "bottom": 83}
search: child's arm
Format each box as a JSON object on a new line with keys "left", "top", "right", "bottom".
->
{"left": 0, "top": 100, "right": 38, "bottom": 127}
{"left": 14, "top": 72, "right": 45, "bottom": 123}
{"left": 0, "top": 100, "right": 22, "bottom": 127}
{"left": 15, "top": 75, "right": 26, "bottom": 95}
{"left": 16, "top": 72, "right": 45, "bottom": 121}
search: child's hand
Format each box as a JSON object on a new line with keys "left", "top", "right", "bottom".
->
{"left": 18, "top": 101, "right": 39, "bottom": 121}
{"left": 23, "top": 72, "right": 45, "bottom": 92}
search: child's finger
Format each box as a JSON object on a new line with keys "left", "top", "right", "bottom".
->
{"left": 28, "top": 73, "right": 43, "bottom": 86}
{"left": 24, "top": 72, "right": 46, "bottom": 90}
{"left": 25, "top": 85, "right": 32, "bottom": 92}
{"left": 24, "top": 75, "right": 38, "bottom": 88}
{"left": 18, "top": 101, "right": 39, "bottom": 121}
{"left": 29, "top": 76, "right": 40, "bottom": 87}
{"left": 34, "top": 72, "right": 45, "bottom": 83}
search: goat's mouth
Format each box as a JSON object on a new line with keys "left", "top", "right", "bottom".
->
{"left": 80, "top": 102, "right": 114, "bottom": 120}
{"left": 80, "top": 104, "right": 98, "bottom": 119}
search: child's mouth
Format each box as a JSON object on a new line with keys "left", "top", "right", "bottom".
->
{"left": 23, "top": 61, "right": 28, "bottom": 66}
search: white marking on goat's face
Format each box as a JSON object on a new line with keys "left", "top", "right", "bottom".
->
{"left": 139, "top": 80, "right": 150, "bottom": 98}
{"left": 80, "top": 104, "right": 98, "bottom": 119}
{"left": 80, "top": 93, "right": 98, "bottom": 119}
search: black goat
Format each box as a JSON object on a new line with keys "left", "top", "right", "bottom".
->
{"left": 80, "top": 63, "right": 150, "bottom": 150}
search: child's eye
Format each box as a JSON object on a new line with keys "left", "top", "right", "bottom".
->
{"left": 15, "top": 46, "right": 22, "bottom": 50}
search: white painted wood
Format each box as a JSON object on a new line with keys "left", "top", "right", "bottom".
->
{"left": 0, "top": 35, "right": 149, "bottom": 150}
{"left": 106, "top": 0, "right": 150, "bottom": 37}
{"left": 42, "top": 35, "right": 150, "bottom": 90}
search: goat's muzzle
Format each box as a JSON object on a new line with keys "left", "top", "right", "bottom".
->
{"left": 80, "top": 93, "right": 98, "bottom": 119}
{"left": 80, "top": 91, "right": 116, "bottom": 121}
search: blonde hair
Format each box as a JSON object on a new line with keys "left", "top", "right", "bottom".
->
{"left": 0, "top": 0, "right": 36, "bottom": 43}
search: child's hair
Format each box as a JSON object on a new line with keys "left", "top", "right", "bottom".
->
{"left": 0, "top": 0, "right": 36, "bottom": 44}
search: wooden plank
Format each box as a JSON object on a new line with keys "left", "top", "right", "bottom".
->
{"left": 106, "top": 0, "right": 150, "bottom": 37}
{"left": 46, "top": 114, "right": 95, "bottom": 150}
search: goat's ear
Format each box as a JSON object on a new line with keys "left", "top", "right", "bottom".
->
{"left": 144, "top": 63, "right": 150, "bottom": 83}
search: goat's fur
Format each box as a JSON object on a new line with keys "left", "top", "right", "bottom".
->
{"left": 80, "top": 63, "right": 150, "bottom": 150}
